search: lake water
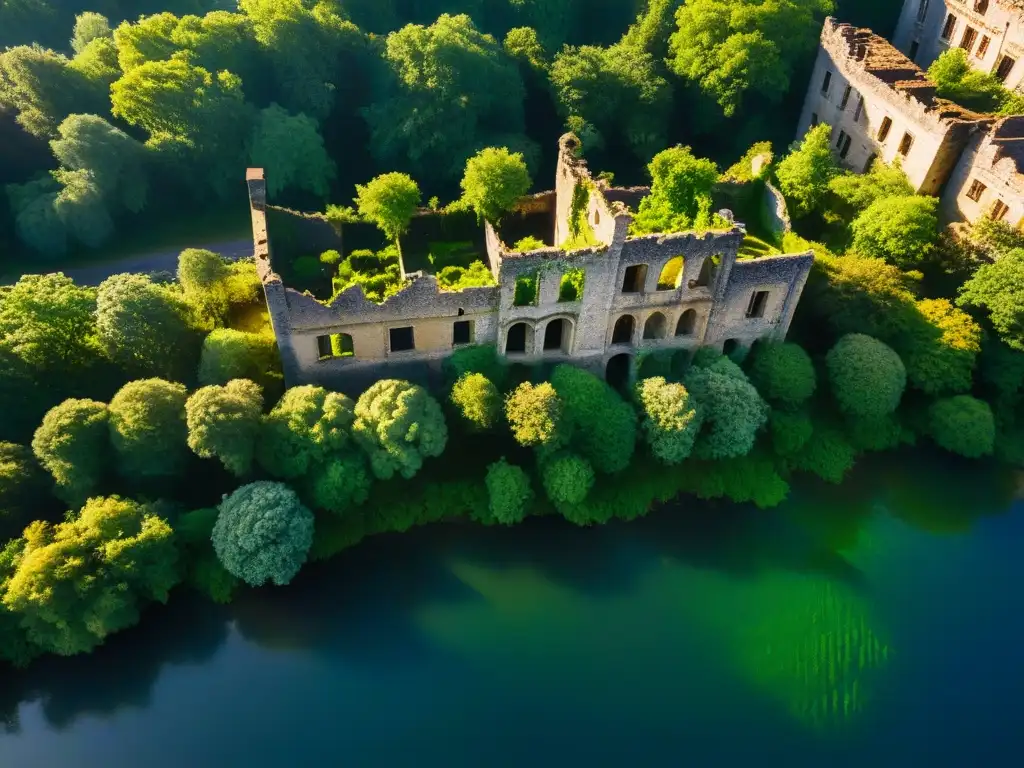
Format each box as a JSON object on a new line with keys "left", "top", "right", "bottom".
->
{"left": 1, "top": 451, "right": 1022, "bottom": 768}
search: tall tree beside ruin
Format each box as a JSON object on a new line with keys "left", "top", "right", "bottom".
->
{"left": 249, "top": 104, "right": 336, "bottom": 198}
{"left": 775, "top": 123, "right": 840, "bottom": 218}
{"left": 354, "top": 172, "right": 421, "bottom": 241}
{"left": 668, "top": 0, "right": 835, "bottom": 116}
{"left": 459, "top": 147, "right": 532, "bottom": 223}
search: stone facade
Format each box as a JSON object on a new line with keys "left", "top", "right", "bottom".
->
{"left": 895, "top": 0, "right": 1024, "bottom": 90}
{"left": 942, "top": 115, "right": 1024, "bottom": 224}
{"left": 245, "top": 136, "right": 814, "bottom": 393}
{"left": 797, "top": 18, "right": 990, "bottom": 196}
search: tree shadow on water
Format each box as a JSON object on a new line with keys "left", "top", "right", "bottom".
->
{"left": 0, "top": 594, "right": 231, "bottom": 734}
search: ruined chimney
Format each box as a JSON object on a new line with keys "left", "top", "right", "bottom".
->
{"left": 246, "top": 168, "right": 267, "bottom": 211}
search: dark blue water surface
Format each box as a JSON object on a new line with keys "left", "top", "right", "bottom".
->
{"left": 1, "top": 451, "right": 1022, "bottom": 768}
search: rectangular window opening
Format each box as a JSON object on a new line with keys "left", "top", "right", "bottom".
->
{"left": 917, "top": 0, "right": 930, "bottom": 23}
{"left": 839, "top": 134, "right": 853, "bottom": 160}
{"left": 389, "top": 326, "right": 415, "bottom": 353}
{"left": 453, "top": 320, "right": 472, "bottom": 346}
{"left": 961, "top": 27, "right": 978, "bottom": 53}
{"left": 621, "top": 264, "right": 648, "bottom": 294}
{"left": 811, "top": 112, "right": 819, "bottom": 126}
{"left": 967, "top": 179, "right": 987, "bottom": 202}
{"left": 836, "top": 129, "right": 848, "bottom": 150}
{"left": 746, "top": 291, "right": 770, "bottom": 320}
{"left": 991, "top": 200, "right": 1009, "bottom": 221}
{"left": 839, "top": 85, "right": 852, "bottom": 109}
{"left": 878, "top": 116, "right": 893, "bottom": 143}
{"left": 898, "top": 132, "right": 915, "bottom": 157}
{"left": 853, "top": 95, "right": 865, "bottom": 122}
{"left": 941, "top": 13, "right": 956, "bottom": 41}
{"left": 977, "top": 36, "right": 991, "bottom": 59}
{"left": 996, "top": 55, "right": 1016, "bottom": 82}
{"left": 821, "top": 71, "right": 832, "bottom": 96}
{"left": 513, "top": 273, "right": 539, "bottom": 307}
{"left": 909, "top": 40, "right": 920, "bottom": 61}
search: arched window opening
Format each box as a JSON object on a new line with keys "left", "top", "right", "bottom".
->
{"left": 676, "top": 310, "right": 697, "bottom": 337}
{"left": 543, "top": 319, "right": 572, "bottom": 353}
{"left": 693, "top": 255, "right": 721, "bottom": 288}
{"left": 506, "top": 322, "right": 533, "bottom": 355}
{"left": 656, "top": 256, "right": 685, "bottom": 291}
{"left": 723, "top": 338, "right": 740, "bottom": 356}
{"left": 643, "top": 312, "right": 667, "bottom": 340}
{"left": 621, "top": 264, "right": 648, "bottom": 293}
{"left": 612, "top": 315, "right": 635, "bottom": 345}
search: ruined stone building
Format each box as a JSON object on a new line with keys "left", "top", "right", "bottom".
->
{"left": 894, "top": 0, "right": 1024, "bottom": 89}
{"left": 245, "top": 135, "right": 814, "bottom": 392}
{"left": 798, "top": 17, "right": 1024, "bottom": 225}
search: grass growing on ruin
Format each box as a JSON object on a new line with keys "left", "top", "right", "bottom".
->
{"left": 558, "top": 268, "right": 586, "bottom": 302}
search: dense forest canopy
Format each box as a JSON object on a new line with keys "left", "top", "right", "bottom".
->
{"left": 1, "top": 0, "right": 897, "bottom": 266}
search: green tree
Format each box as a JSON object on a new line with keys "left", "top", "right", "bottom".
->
{"left": 747, "top": 342, "right": 817, "bottom": 408}
{"left": 902, "top": 298, "right": 982, "bottom": 395}
{"left": 551, "top": 364, "right": 638, "bottom": 473}
{"left": 240, "top": 0, "right": 361, "bottom": 121}
{"left": 212, "top": 481, "right": 314, "bottom": 586}
{"left": 365, "top": 14, "right": 528, "bottom": 179}
{"left": 635, "top": 376, "right": 701, "bottom": 464}
{"left": 108, "top": 379, "right": 189, "bottom": 480}
{"left": 851, "top": 195, "right": 939, "bottom": 269}
{"left": 355, "top": 172, "right": 421, "bottom": 241}
{"left": 684, "top": 356, "right": 769, "bottom": 460}
{"left": 505, "top": 381, "right": 566, "bottom": 449}
{"left": 250, "top": 104, "right": 336, "bottom": 198}
{"left": 484, "top": 458, "right": 533, "bottom": 525}
{"left": 308, "top": 454, "right": 372, "bottom": 517}
{"left": 443, "top": 344, "right": 507, "bottom": 388}
{"left": 928, "top": 48, "right": 1022, "bottom": 114}
{"left": 198, "top": 328, "right": 277, "bottom": 386}
{"left": 451, "top": 372, "right": 502, "bottom": 432}
{"left": 185, "top": 379, "right": 264, "bottom": 477}
{"left": 96, "top": 273, "right": 202, "bottom": 381}
{"left": 0, "top": 273, "right": 98, "bottom": 373}
{"left": 110, "top": 52, "right": 252, "bottom": 199}
{"left": 459, "top": 147, "right": 531, "bottom": 223}
{"left": 504, "top": 26, "right": 547, "bottom": 70}
{"left": 828, "top": 160, "right": 913, "bottom": 213}
{"left": 178, "top": 247, "right": 230, "bottom": 324}
{"left": 668, "top": 0, "right": 833, "bottom": 116}
{"left": 776, "top": 123, "right": 840, "bottom": 218}
{"left": 31, "top": 399, "right": 109, "bottom": 505}
{"left": 353, "top": 380, "right": 448, "bottom": 480}
{"left": 768, "top": 408, "right": 813, "bottom": 457}
{"left": 787, "top": 425, "right": 856, "bottom": 483}
{"left": 2, "top": 496, "right": 178, "bottom": 656}
{"left": 6, "top": 175, "right": 67, "bottom": 257}
{"left": 826, "top": 334, "right": 906, "bottom": 418}
{"left": 542, "top": 452, "right": 595, "bottom": 505}
{"left": 0, "top": 44, "right": 108, "bottom": 137}
{"left": 958, "top": 248, "right": 1024, "bottom": 352}
{"left": 928, "top": 395, "right": 996, "bottom": 458}
{"left": 50, "top": 114, "right": 149, "bottom": 214}
{"left": 71, "top": 12, "right": 112, "bottom": 55}
{"left": 52, "top": 167, "right": 114, "bottom": 249}
{"left": 631, "top": 145, "right": 721, "bottom": 234}
{"left": 257, "top": 385, "right": 357, "bottom": 480}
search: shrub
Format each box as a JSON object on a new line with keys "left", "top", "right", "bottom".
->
{"left": 108, "top": 379, "right": 189, "bottom": 479}
{"left": 928, "top": 396, "right": 996, "bottom": 458}
{"left": 513, "top": 236, "right": 546, "bottom": 252}
{"left": 31, "top": 399, "right": 109, "bottom": 505}
{"left": 631, "top": 146, "right": 721, "bottom": 235}
{"left": 635, "top": 376, "right": 701, "bottom": 464}
{"left": 850, "top": 195, "right": 939, "bottom": 269}
{"left": 185, "top": 380, "right": 264, "bottom": 477}
{"left": 451, "top": 373, "right": 501, "bottom": 432}
{"left": 352, "top": 380, "right": 448, "bottom": 480}
{"left": 902, "top": 298, "right": 982, "bottom": 395}
{"left": 443, "top": 344, "right": 507, "bottom": 388}
{"left": 542, "top": 453, "right": 595, "bottom": 505}
{"left": 776, "top": 124, "right": 839, "bottom": 218}
{"left": 308, "top": 455, "right": 372, "bottom": 516}
{"left": 198, "top": 328, "right": 277, "bottom": 386}
{"left": 484, "top": 459, "right": 533, "bottom": 525}
{"left": 684, "top": 359, "right": 768, "bottom": 460}
{"left": 550, "top": 365, "right": 637, "bottom": 473}
{"left": 826, "top": 334, "right": 906, "bottom": 418}
{"left": 769, "top": 409, "right": 813, "bottom": 457}
{"left": 505, "top": 382, "right": 565, "bottom": 448}
{"left": 747, "top": 342, "right": 816, "bottom": 408}
{"left": 787, "top": 426, "right": 857, "bottom": 484}
{"left": 212, "top": 482, "right": 314, "bottom": 587}
{"left": 257, "top": 386, "right": 357, "bottom": 480}
{"left": 558, "top": 268, "right": 585, "bottom": 302}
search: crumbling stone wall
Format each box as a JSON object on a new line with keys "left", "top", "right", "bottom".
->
{"left": 943, "top": 115, "right": 1024, "bottom": 224}
{"left": 245, "top": 136, "right": 814, "bottom": 393}
{"left": 797, "top": 18, "right": 989, "bottom": 195}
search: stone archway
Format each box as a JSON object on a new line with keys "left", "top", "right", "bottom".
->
{"left": 543, "top": 318, "right": 573, "bottom": 353}
{"left": 606, "top": 353, "right": 633, "bottom": 393}
{"left": 643, "top": 312, "right": 667, "bottom": 340}
{"left": 506, "top": 322, "right": 534, "bottom": 354}
{"left": 676, "top": 310, "right": 697, "bottom": 337}
{"left": 612, "top": 314, "right": 635, "bottom": 345}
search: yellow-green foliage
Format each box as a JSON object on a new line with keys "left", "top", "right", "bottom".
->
{"left": 558, "top": 267, "right": 585, "bottom": 302}
{"left": 722, "top": 141, "right": 773, "bottom": 182}
{"left": 437, "top": 260, "right": 496, "bottom": 290}
{"left": 562, "top": 181, "right": 600, "bottom": 250}
{"left": 513, "top": 272, "right": 539, "bottom": 306}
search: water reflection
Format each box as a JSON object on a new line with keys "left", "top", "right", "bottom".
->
{"left": 0, "top": 451, "right": 1018, "bottom": 751}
